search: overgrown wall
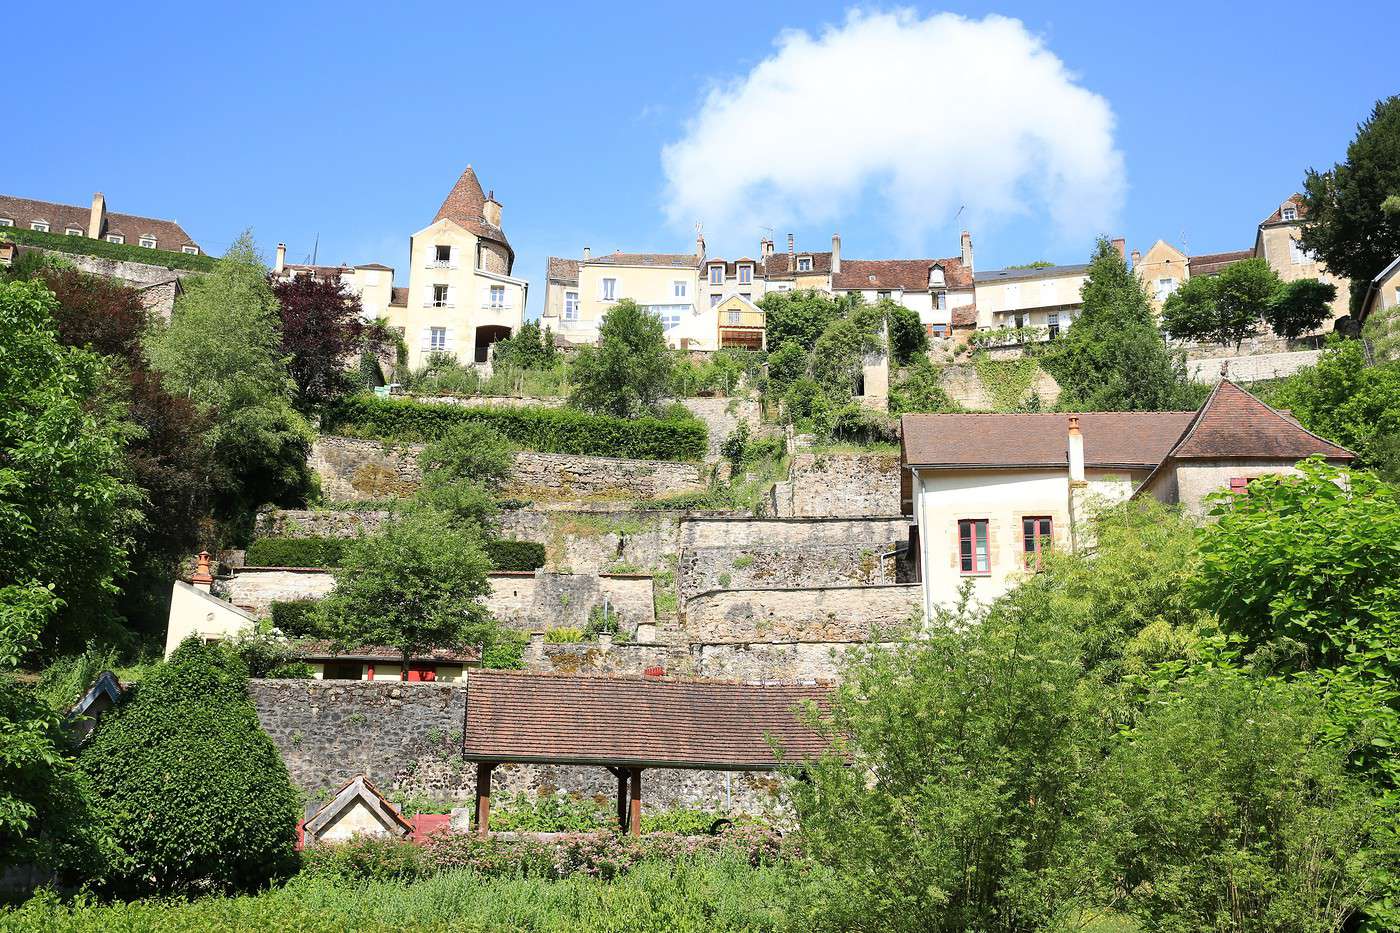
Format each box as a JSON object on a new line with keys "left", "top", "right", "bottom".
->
{"left": 777, "top": 453, "right": 902, "bottom": 517}
{"left": 684, "top": 583, "right": 922, "bottom": 643}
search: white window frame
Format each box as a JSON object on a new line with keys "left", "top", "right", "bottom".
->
{"left": 182, "top": 246, "right": 199, "bottom": 255}
{"left": 1289, "top": 238, "right": 1306, "bottom": 265}
{"left": 138, "top": 235, "right": 156, "bottom": 248}
{"left": 31, "top": 221, "right": 49, "bottom": 233}
{"left": 0, "top": 218, "right": 11, "bottom": 227}
{"left": 65, "top": 226, "right": 84, "bottom": 236}
{"left": 429, "top": 326, "right": 447, "bottom": 351}
{"left": 673, "top": 280, "right": 687, "bottom": 298}
{"left": 1155, "top": 277, "right": 1176, "bottom": 301}
{"left": 709, "top": 294, "right": 721, "bottom": 307}
{"left": 935, "top": 291, "right": 947, "bottom": 311}
{"left": 564, "top": 291, "right": 579, "bottom": 321}
{"left": 738, "top": 264, "right": 752, "bottom": 285}
{"left": 432, "top": 284, "right": 450, "bottom": 308}
{"left": 708, "top": 264, "right": 724, "bottom": 285}
{"left": 489, "top": 285, "right": 506, "bottom": 308}
{"left": 602, "top": 277, "right": 617, "bottom": 300}
{"left": 797, "top": 256, "right": 812, "bottom": 272}
{"left": 107, "top": 234, "right": 124, "bottom": 244}
{"left": 1281, "top": 206, "right": 1298, "bottom": 222}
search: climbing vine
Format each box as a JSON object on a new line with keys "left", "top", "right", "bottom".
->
{"left": 971, "top": 353, "right": 1042, "bottom": 412}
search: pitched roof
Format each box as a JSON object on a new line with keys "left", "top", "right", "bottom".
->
{"left": 462, "top": 670, "right": 832, "bottom": 770}
{"left": 547, "top": 256, "right": 579, "bottom": 284}
{"left": 900, "top": 411, "right": 1196, "bottom": 470}
{"left": 0, "top": 193, "right": 200, "bottom": 252}
{"left": 973, "top": 263, "right": 1090, "bottom": 284}
{"left": 1260, "top": 193, "right": 1308, "bottom": 227}
{"left": 585, "top": 251, "right": 697, "bottom": 268}
{"left": 1165, "top": 380, "right": 1353, "bottom": 461}
{"left": 390, "top": 286, "right": 409, "bottom": 307}
{"left": 833, "top": 257, "right": 972, "bottom": 291}
{"left": 295, "top": 640, "right": 479, "bottom": 664}
{"left": 764, "top": 250, "right": 832, "bottom": 279}
{"left": 951, "top": 304, "right": 978, "bottom": 327}
{"left": 432, "top": 166, "right": 512, "bottom": 265}
{"left": 303, "top": 775, "right": 413, "bottom": 842}
{"left": 1187, "top": 250, "right": 1252, "bottom": 277}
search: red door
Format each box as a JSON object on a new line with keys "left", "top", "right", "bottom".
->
{"left": 406, "top": 664, "right": 436, "bottom": 682}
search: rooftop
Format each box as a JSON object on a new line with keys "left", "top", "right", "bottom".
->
{"left": 973, "top": 263, "right": 1090, "bottom": 284}
{"left": 901, "top": 411, "right": 1195, "bottom": 470}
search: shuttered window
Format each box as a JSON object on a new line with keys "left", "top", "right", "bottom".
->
{"left": 958, "top": 519, "right": 990, "bottom": 574}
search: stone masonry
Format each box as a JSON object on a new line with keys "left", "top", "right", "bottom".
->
{"left": 777, "top": 452, "right": 902, "bottom": 517}
{"left": 684, "top": 583, "right": 922, "bottom": 643}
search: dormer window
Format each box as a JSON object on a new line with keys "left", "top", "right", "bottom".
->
{"left": 738, "top": 264, "right": 752, "bottom": 284}
{"left": 139, "top": 235, "right": 157, "bottom": 248}
{"left": 107, "top": 234, "right": 124, "bottom": 244}
{"left": 709, "top": 264, "right": 724, "bottom": 285}
{"left": 1281, "top": 205, "right": 1298, "bottom": 222}
{"left": 65, "top": 226, "right": 84, "bottom": 236}
{"left": 929, "top": 266, "right": 945, "bottom": 288}
{"left": 182, "top": 246, "right": 199, "bottom": 255}
{"left": 31, "top": 221, "right": 49, "bottom": 233}
{"left": 797, "top": 256, "right": 813, "bottom": 272}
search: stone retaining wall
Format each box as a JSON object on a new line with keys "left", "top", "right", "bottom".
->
{"left": 254, "top": 508, "right": 393, "bottom": 539}
{"left": 778, "top": 452, "right": 902, "bottom": 517}
{"left": 1187, "top": 349, "right": 1320, "bottom": 383}
{"left": 499, "top": 509, "right": 686, "bottom": 574}
{"left": 683, "top": 583, "right": 921, "bottom": 643}
{"left": 219, "top": 568, "right": 338, "bottom": 615}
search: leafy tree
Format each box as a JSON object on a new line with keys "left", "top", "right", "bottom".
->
{"left": 79, "top": 640, "right": 300, "bottom": 894}
{"left": 569, "top": 299, "right": 673, "bottom": 417}
{"left": 1301, "top": 96, "right": 1400, "bottom": 305}
{"left": 359, "top": 316, "right": 408, "bottom": 387}
{"left": 319, "top": 509, "right": 502, "bottom": 672}
{"left": 1162, "top": 258, "right": 1278, "bottom": 348}
{"left": 879, "top": 299, "right": 927, "bottom": 365}
{"left": 888, "top": 357, "right": 959, "bottom": 414}
{"left": 270, "top": 273, "right": 364, "bottom": 410}
{"left": 491, "top": 320, "right": 558, "bottom": 371}
{"left": 758, "top": 289, "right": 839, "bottom": 353}
{"left": 810, "top": 319, "right": 874, "bottom": 400}
{"left": 1266, "top": 278, "right": 1338, "bottom": 341}
{"left": 418, "top": 422, "right": 514, "bottom": 490}
{"left": 1042, "top": 237, "right": 1193, "bottom": 411}
{"left": 209, "top": 401, "right": 314, "bottom": 522}
{"left": 766, "top": 341, "right": 808, "bottom": 395}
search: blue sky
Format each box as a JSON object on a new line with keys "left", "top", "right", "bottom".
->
{"left": 9, "top": 2, "right": 1394, "bottom": 315}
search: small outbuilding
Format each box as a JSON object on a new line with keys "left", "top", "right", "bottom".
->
{"left": 300, "top": 775, "right": 414, "bottom": 847}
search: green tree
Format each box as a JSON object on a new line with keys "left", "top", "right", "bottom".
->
{"left": 765, "top": 341, "right": 808, "bottom": 395}
{"left": 888, "top": 357, "right": 959, "bottom": 414}
{"left": 879, "top": 299, "right": 927, "bottom": 365}
{"left": 758, "top": 289, "right": 839, "bottom": 353}
{"left": 418, "top": 422, "right": 514, "bottom": 490}
{"left": 79, "top": 640, "right": 300, "bottom": 895}
{"left": 491, "top": 320, "right": 558, "bottom": 371}
{"left": 1162, "top": 259, "right": 1279, "bottom": 348}
{"left": 810, "top": 319, "right": 874, "bottom": 400}
{"left": 319, "top": 509, "right": 503, "bottom": 672}
{"left": 568, "top": 299, "right": 673, "bottom": 417}
{"left": 1042, "top": 237, "right": 1193, "bottom": 411}
{"left": 1301, "top": 96, "right": 1400, "bottom": 306}
{"left": 1266, "top": 278, "right": 1338, "bottom": 341}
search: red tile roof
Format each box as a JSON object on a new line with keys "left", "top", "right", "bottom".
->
{"left": 901, "top": 411, "right": 1196, "bottom": 469}
{"left": 462, "top": 670, "right": 832, "bottom": 770}
{"left": 390, "top": 286, "right": 409, "bottom": 307}
{"left": 1166, "top": 380, "right": 1353, "bottom": 461}
{"left": 1259, "top": 193, "right": 1308, "bottom": 227}
{"left": 433, "top": 166, "right": 512, "bottom": 266}
{"left": 764, "top": 250, "right": 832, "bottom": 279}
{"left": 833, "top": 257, "right": 972, "bottom": 291}
{"left": 0, "top": 194, "right": 200, "bottom": 253}
{"left": 586, "top": 251, "right": 698, "bottom": 268}
{"left": 1187, "top": 250, "right": 1252, "bottom": 277}
{"left": 547, "top": 256, "right": 580, "bottom": 284}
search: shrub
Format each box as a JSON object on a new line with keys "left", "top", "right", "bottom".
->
{"left": 300, "top": 834, "right": 428, "bottom": 883}
{"left": 268, "top": 599, "right": 325, "bottom": 637}
{"left": 78, "top": 639, "right": 300, "bottom": 895}
{"left": 323, "top": 395, "right": 707, "bottom": 462}
{"left": 245, "top": 536, "right": 347, "bottom": 568}
{"left": 418, "top": 422, "right": 514, "bottom": 490}
{"left": 583, "top": 604, "right": 620, "bottom": 638}
{"left": 228, "top": 629, "right": 313, "bottom": 678}
{"left": 1, "top": 226, "right": 219, "bottom": 273}
{"left": 491, "top": 792, "right": 612, "bottom": 832}
{"left": 483, "top": 539, "right": 546, "bottom": 571}
{"left": 545, "top": 627, "right": 585, "bottom": 643}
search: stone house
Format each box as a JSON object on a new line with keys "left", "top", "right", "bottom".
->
{"left": 900, "top": 380, "right": 1354, "bottom": 616}
{"left": 0, "top": 190, "right": 201, "bottom": 254}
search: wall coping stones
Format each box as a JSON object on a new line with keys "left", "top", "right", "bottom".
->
{"left": 688, "top": 581, "right": 921, "bottom": 600}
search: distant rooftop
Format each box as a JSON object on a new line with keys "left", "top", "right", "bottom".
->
{"left": 974, "top": 263, "right": 1091, "bottom": 284}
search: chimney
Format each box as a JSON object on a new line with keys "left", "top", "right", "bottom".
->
{"left": 582, "top": 245, "right": 591, "bottom": 261}
{"left": 960, "top": 230, "right": 974, "bottom": 272}
{"left": 696, "top": 228, "right": 706, "bottom": 262}
{"left": 275, "top": 243, "right": 286, "bottom": 274}
{"left": 787, "top": 233, "right": 795, "bottom": 272}
{"left": 1111, "top": 237, "right": 1126, "bottom": 260}
{"left": 482, "top": 189, "right": 502, "bottom": 228}
{"left": 191, "top": 550, "right": 214, "bottom": 592}
{"left": 1067, "top": 416, "right": 1085, "bottom": 483}
{"left": 87, "top": 191, "right": 106, "bottom": 239}
{"left": 760, "top": 237, "right": 773, "bottom": 260}
{"left": 1130, "top": 248, "right": 1141, "bottom": 269}
{"left": 831, "top": 233, "right": 841, "bottom": 275}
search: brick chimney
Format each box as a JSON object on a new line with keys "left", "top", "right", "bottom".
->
{"left": 87, "top": 192, "right": 106, "bottom": 239}
{"left": 960, "top": 230, "right": 974, "bottom": 272}
{"left": 1130, "top": 248, "right": 1141, "bottom": 269}
{"left": 191, "top": 550, "right": 214, "bottom": 593}
{"left": 1111, "top": 237, "right": 1126, "bottom": 260}
{"left": 831, "top": 233, "right": 841, "bottom": 275}
{"left": 482, "top": 189, "right": 502, "bottom": 228}
{"left": 275, "top": 243, "right": 286, "bottom": 274}
{"left": 787, "top": 233, "right": 795, "bottom": 272}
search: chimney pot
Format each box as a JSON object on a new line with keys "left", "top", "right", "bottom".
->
{"left": 191, "top": 550, "right": 214, "bottom": 590}
{"left": 1130, "top": 248, "right": 1141, "bottom": 268}
{"left": 582, "top": 246, "right": 591, "bottom": 261}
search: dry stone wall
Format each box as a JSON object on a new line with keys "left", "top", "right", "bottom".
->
{"left": 254, "top": 508, "right": 392, "bottom": 539}
{"left": 778, "top": 453, "right": 902, "bottom": 517}
{"left": 499, "top": 509, "right": 686, "bottom": 574}
{"left": 1187, "top": 349, "right": 1321, "bottom": 383}
{"left": 219, "top": 568, "right": 337, "bottom": 615}
{"left": 684, "top": 583, "right": 921, "bottom": 643}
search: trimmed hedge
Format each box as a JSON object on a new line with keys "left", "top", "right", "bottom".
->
{"left": 484, "top": 539, "right": 546, "bottom": 571}
{"left": 323, "top": 395, "right": 707, "bottom": 462}
{"left": 1, "top": 226, "right": 219, "bottom": 273}
{"left": 245, "top": 536, "right": 346, "bottom": 568}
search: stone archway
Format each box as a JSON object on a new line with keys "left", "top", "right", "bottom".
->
{"left": 475, "top": 324, "right": 512, "bottom": 364}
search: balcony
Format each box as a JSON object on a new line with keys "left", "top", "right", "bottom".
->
{"left": 718, "top": 307, "right": 765, "bottom": 349}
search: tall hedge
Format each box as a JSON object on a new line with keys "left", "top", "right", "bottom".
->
{"left": 323, "top": 395, "right": 707, "bottom": 462}
{"left": 245, "top": 536, "right": 346, "bottom": 568}
{"left": 484, "top": 539, "right": 547, "bottom": 572}
{"left": 78, "top": 640, "right": 300, "bottom": 895}
{"left": 2, "top": 226, "right": 219, "bottom": 273}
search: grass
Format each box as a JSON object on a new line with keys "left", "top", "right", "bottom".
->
{"left": 3, "top": 858, "right": 791, "bottom": 932}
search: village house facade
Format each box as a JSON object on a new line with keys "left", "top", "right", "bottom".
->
{"left": 0, "top": 190, "right": 202, "bottom": 254}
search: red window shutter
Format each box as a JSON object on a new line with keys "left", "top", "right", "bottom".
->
{"left": 1229, "top": 477, "right": 1248, "bottom": 493}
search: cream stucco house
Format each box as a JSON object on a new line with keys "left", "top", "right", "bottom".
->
{"left": 972, "top": 259, "right": 1091, "bottom": 339}
{"left": 272, "top": 248, "right": 398, "bottom": 322}
{"left": 1358, "top": 254, "right": 1400, "bottom": 343}
{"left": 900, "top": 381, "right": 1354, "bottom": 618}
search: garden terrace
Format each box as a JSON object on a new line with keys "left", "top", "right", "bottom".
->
{"left": 1, "top": 225, "right": 219, "bottom": 272}
{"left": 462, "top": 670, "right": 831, "bottom": 834}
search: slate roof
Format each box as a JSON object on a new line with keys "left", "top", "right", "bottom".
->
{"left": 462, "top": 670, "right": 832, "bottom": 770}
{"left": 900, "top": 411, "right": 1196, "bottom": 470}
{"left": 833, "top": 257, "right": 973, "bottom": 291}
{"left": 1188, "top": 250, "right": 1252, "bottom": 277}
{"left": 973, "top": 263, "right": 1090, "bottom": 284}
{"left": 0, "top": 193, "right": 200, "bottom": 252}
{"left": 433, "top": 166, "right": 512, "bottom": 265}
{"left": 1165, "top": 380, "right": 1353, "bottom": 461}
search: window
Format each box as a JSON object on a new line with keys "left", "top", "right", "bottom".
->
{"left": 1281, "top": 206, "right": 1298, "bottom": 222}
{"left": 710, "top": 294, "right": 722, "bottom": 307}
{"left": 1289, "top": 238, "right": 1306, "bottom": 265}
{"left": 430, "top": 326, "right": 447, "bottom": 350}
{"left": 1014, "top": 312, "right": 1026, "bottom": 330}
{"left": 564, "top": 291, "right": 579, "bottom": 321}
{"left": 602, "top": 277, "right": 617, "bottom": 300}
{"left": 673, "top": 280, "right": 687, "bottom": 298}
{"left": 1154, "top": 277, "right": 1177, "bottom": 301}
{"left": 739, "top": 292, "right": 751, "bottom": 302}
{"left": 106, "top": 234, "right": 124, "bottom": 244}
{"left": 1022, "top": 517, "right": 1052, "bottom": 569}
{"left": 489, "top": 285, "right": 506, "bottom": 308}
{"left": 926, "top": 323, "right": 947, "bottom": 339}
{"left": 139, "top": 236, "right": 156, "bottom": 248}
{"left": 709, "top": 265, "right": 724, "bottom": 285}
{"left": 1047, "top": 312, "right": 1060, "bottom": 339}
{"left": 959, "top": 519, "right": 990, "bottom": 574}
{"left": 935, "top": 291, "right": 947, "bottom": 310}
{"left": 728, "top": 310, "right": 741, "bottom": 324}
{"left": 182, "top": 246, "right": 199, "bottom": 255}
{"left": 0, "top": 218, "right": 11, "bottom": 227}
{"left": 738, "top": 264, "right": 752, "bottom": 284}
{"left": 432, "top": 284, "right": 449, "bottom": 307}
{"left": 434, "top": 244, "right": 451, "bottom": 263}
{"left": 31, "top": 221, "right": 49, "bottom": 233}
{"left": 647, "top": 304, "right": 684, "bottom": 331}
{"left": 65, "top": 226, "right": 83, "bottom": 236}
{"left": 797, "top": 256, "right": 812, "bottom": 272}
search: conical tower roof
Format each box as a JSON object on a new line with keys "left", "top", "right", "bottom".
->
{"left": 432, "top": 165, "right": 513, "bottom": 266}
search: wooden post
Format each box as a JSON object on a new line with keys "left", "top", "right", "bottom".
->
{"left": 613, "top": 767, "right": 629, "bottom": 833}
{"left": 475, "top": 763, "right": 494, "bottom": 836}
{"left": 628, "top": 768, "right": 642, "bottom": 837}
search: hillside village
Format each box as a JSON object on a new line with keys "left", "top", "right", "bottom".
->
{"left": 4, "top": 87, "right": 1400, "bottom": 931}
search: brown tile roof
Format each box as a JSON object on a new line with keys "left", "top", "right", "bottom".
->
{"left": 586, "top": 251, "right": 698, "bottom": 268}
{"left": 703, "top": 257, "right": 765, "bottom": 277}
{"left": 951, "top": 304, "right": 978, "bottom": 327}
{"left": 0, "top": 193, "right": 200, "bottom": 252}
{"left": 764, "top": 250, "right": 832, "bottom": 279}
{"left": 295, "top": 640, "right": 479, "bottom": 664}
{"left": 390, "top": 286, "right": 409, "bottom": 307}
{"left": 462, "top": 670, "right": 832, "bottom": 770}
{"left": 901, "top": 411, "right": 1196, "bottom": 470}
{"left": 833, "top": 257, "right": 972, "bottom": 291}
{"left": 1187, "top": 250, "right": 1252, "bottom": 277}
{"left": 433, "top": 166, "right": 512, "bottom": 266}
{"left": 547, "top": 256, "right": 579, "bottom": 284}
{"left": 1260, "top": 193, "right": 1308, "bottom": 227}
{"left": 1166, "top": 380, "right": 1353, "bottom": 461}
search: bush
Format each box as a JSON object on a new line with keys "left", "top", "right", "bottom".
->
{"left": 300, "top": 834, "right": 429, "bottom": 883}
{"left": 323, "top": 394, "right": 707, "bottom": 461}
{"left": 418, "top": 422, "right": 514, "bottom": 490}
{"left": 1, "top": 226, "right": 219, "bottom": 272}
{"left": 245, "top": 536, "right": 347, "bottom": 568}
{"left": 491, "top": 792, "right": 612, "bottom": 832}
{"left": 483, "top": 539, "right": 546, "bottom": 571}
{"left": 545, "top": 627, "right": 584, "bottom": 643}
{"left": 78, "top": 639, "right": 300, "bottom": 895}
{"left": 268, "top": 599, "right": 325, "bottom": 637}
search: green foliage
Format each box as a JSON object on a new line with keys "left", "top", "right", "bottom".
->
{"left": 889, "top": 357, "right": 959, "bottom": 414}
{"left": 245, "top": 536, "right": 347, "bottom": 568}
{"left": 480, "top": 631, "right": 526, "bottom": 670}
{"left": 765, "top": 341, "right": 808, "bottom": 395}
{"left": 1161, "top": 258, "right": 1278, "bottom": 348}
{"left": 418, "top": 422, "right": 514, "bottom": 491}
{"left": 0, "top": 225, "right": 219, "bottom": 272}
{"left": 268, "top": 599, "right": 323, "bottom": 637}
{"left": 482, "top": 539, "right": 546, "bottom": 571}
{"left": 324, "top": 394, "right": 707, "bottom": 461}
{"left": 1042, "top": 237, "right": 1193, "bottom": 411}
{"left": 1301, "top": 96, "right": 1400, "bottom": 303}
{"left": 1267, "top": 278, "right": 1338, "bottom": 340}
{"left": 490, "top": 792, "right": 613, "bottom": 832}
{"left": 583, "top": 603, "right": 621, "bottom": 638}
{"left": 569, "top": 299, "right": 674, "bottom": 417}
{"left": 402, "top": 350, "right": 481, "bottom": 395}
{"left": 721, "top": 420, "right": 751, "bottom": 474}
{"left": 490, "top": 320, "right": 558, "bottom": 371}
{"left": 880, "top": 300, "right": 927, "bottom": 365}
{"left": 544, "top": 627, "right": 584, "bottom": 643}
{"left": 810, "top": 319, "right": 874, "bottom": 400}
{"left": 228, "top": 629, "right": 313, "bottom": 678}
{"left": 759, "top": 289, "right": 840, "bottom": 353}
{"left": 971, "top": 354, "right": 1042, "bottom": 412}
{"left": 967, "top": 324, "right": 1048, "bottom": 349}
{"left": 78, "top": 639, "right": 300, "bottom": 894}
{"left": 208, "top": 399, "right": 314, "bottom": 522}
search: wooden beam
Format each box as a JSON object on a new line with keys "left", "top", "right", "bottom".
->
{"left": 616, "top": 767, "right": 629, "bottom": 833}
{"left": 628, "top": 768, "right": 642, "bottom": 837}
{"left": 475, "top": 763, "right": 494, "bottom": 836}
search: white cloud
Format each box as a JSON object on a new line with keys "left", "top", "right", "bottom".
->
{"left": 661, "top": 9, "right": 1125, "bottom": 253}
